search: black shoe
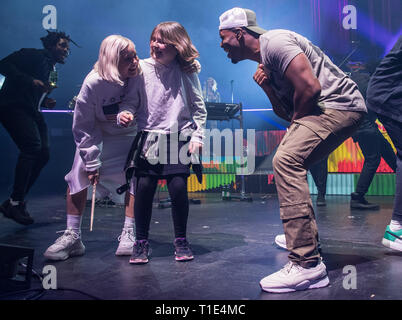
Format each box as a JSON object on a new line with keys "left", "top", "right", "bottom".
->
{"left": 316, "top": 194, "right": 326, "bottom": 207}
{"left": 350, "top": 193, "right": 380, "bottom": 210}
{"left": 0, "top": 199, "right": 34, "bottom": 225}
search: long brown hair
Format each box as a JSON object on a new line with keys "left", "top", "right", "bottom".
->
{"left": 150, "top": 21, "right": 199, "bottom": 66}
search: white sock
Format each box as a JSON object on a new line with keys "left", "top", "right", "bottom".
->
{"left": 123, "top": 216, "right": 134, "bottom": 230}
{"left": 67, "top": 214, "right": 82, "bottom": 234}
{"left": 389, "top": 220, "right": 402, "bottom": 232}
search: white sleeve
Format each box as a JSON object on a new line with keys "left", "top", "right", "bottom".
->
{"left": 182, "top": 72, "right": 207, "bottom": 144}
{"left": 72, "top": 81, "right": 103, "bottom": 171}
{"left": 117, "top": 75, "right": 143, "bottom": 126}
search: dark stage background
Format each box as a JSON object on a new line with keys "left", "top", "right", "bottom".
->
{"left": 0, "top": 0, "right": 401, "bottom": 195}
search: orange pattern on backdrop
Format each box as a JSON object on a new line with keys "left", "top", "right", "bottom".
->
{"left": 328, "top": 121, "right": 396, "bottom": 173}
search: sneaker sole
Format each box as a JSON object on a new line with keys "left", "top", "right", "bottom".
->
{"left": 129, "top": 258, "right": 149, "bottom": 264}
{"left": 175, "top": 255, "right": 194, "bottom": 262}
{"left": 274, "top": 239, "right": 288, "bottom": 250}
{"left": 44, "top": 247, "right": 85, "bottom": 261}
{"left": 115, "top": 248, "right": 134, "bottom": 256}
{"left": 260, "top": 275, "right": 330, "bottom": 293}
{"left": 350, "top": 205, "right": 380, "bottom": 210}
{"left": 382, "top": 238, "right": 402, "bottom": 252}
{"left": 129, "top": 247, "right": 151, "bottom": 264}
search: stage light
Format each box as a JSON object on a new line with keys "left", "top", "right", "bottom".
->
{"left": 0, "top": 74, "right": 5, "bottom": 90}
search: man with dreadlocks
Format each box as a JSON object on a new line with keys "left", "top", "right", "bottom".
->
{"left": 0, "top": 31, "right": 74, "bottom": 225}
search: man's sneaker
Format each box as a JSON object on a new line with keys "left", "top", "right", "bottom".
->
{"left": 115, "top": 228, "right": 135, "bottom": 256}
{"left": 44, "top": 228, "right": 85, "bottom": 261}
{"left": 260, "top": 260, "right": 329, "bottom": 293}
{"left": 129, "top": 240, "right": 151, "bottom": 264}
{"left": 274, "top": 234, "right": 322, "bottom": 253}
{"left": 382, "top": 225, "right": 402, "bottom": 252}
{"left": 350, "top": 192, "right": 380, "bottom": 210}
{"left": 0, "top": 199, "right": 34, "bottom": 225}
{"left": 316, "top": 194, "right": 326, "bottom": 207}
{"left": 274, "top": 234, "right": 287, "bottom": 250}
{"left": 174, "top": 238, "right": 194, "bottom": 262}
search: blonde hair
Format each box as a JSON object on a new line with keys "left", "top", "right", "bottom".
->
{"left": 94, "top": 35, "right": 135, "bottom": 86}
{"left": 150, "top": 21, "right": 199, "bottom": 67}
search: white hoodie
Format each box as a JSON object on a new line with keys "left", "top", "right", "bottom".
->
{"left": 65, "top": 70, "right": 141, "bottom": 195}
{"left": 72, "top": 70, "right": 140, "bottom": 171}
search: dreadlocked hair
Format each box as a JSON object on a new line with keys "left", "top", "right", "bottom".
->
{"left": 40, "top": 30, "right": 79, "bottom": 50}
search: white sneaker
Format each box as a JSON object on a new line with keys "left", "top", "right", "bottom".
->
{"left": 115, "top": 228, "right": 135, "bottom": 256}
{"left": 44, "top": 228, "right": 85, "bottom": 261}
{"left": 260, "top": 261, "right": 330, "bottom": 293}
{"left": 382, "top": 225, "right": 402, "bottom": 252}
{"left": 274, "top": 234, "right": 287, "bottom": 250}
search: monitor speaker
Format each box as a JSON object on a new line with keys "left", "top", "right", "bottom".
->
{"left": 0, "top": 244, "right": 34, "bottom": 293}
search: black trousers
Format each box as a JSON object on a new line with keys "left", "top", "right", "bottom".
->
{"left": 134, "top": 174, "right": 189, "bottom": 240}
{"left": 0, "top": 107, "right": 50, "bottom": 201}
{"left": 310, "top": 157, "right": 328, "bottom": 196}
{"left": 354, "top": 126, "right": 396, "bottom": 196}
{"left": 377, "top": 114, "right": 402, "bottom": 221}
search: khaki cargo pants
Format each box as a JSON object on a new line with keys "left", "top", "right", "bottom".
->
{"left": 273, "top": 108, "right": 364, "bottom": 268}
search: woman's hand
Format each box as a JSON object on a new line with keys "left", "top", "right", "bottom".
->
{"left": 87, "top": 170, "right": 99, "bottom": 185}
{"left": 189, "top": 141, "right": 202, "bottom": 154}
{"left": 119, "top": 111, "right": 135, "bottom": 127}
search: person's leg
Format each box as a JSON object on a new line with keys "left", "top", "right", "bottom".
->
{"left": 167, "top": 175, "right": 189, "bottom": 238}
{"left": 130, "top": 176, "right": 158, "bottom": 264}
{"left": 66, "top": 187, "right": 87, "bottom": 216}
{"left": 133, "top": 176, "right": 158, "bottom": 240}
{"left": 0, "top": 109, "right": 45, "bottom": 225}
{"left": 260, "top": 109, "right": 362, "bottom": 293}
{"left": 24, "top": 114, "right": 50, "bottom": 195}
{"left": 377, "top": 115, "right": 402, "bottom": 251}
{"left": 2, "top": 112, "right": 45, "bottom": 201}
{"left": 309, "top": 157, "right": 328, "bottom": 206}
{"left": 124, "top": 192, "right": 135, "bottom": 219}
{"left": 44, "top": 187, "right": 87, "bottom": 261}
{"left": 352, "top": 130, "right": 381, "bottom": 210}
{"left": 379, "top": 132, "right": 397, "bottom": 172}
{"left": 166, "top": 174, "right": 193, "bottom": 261}
{"left": 272, "top": 124, "right": 322, "bottom": 268}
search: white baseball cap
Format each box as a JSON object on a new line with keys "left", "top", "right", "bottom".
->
{"left": 219, "top": 7, "right": 267, "bottom": 35}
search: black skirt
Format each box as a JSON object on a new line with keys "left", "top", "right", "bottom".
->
{"left": 135, "top": 133, "right": 191, "bottom": 178}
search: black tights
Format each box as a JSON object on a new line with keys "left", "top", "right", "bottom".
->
{"left": 134, "top": 175, "right": 189, "bottom": 240}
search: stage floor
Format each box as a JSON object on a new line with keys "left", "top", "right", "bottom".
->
{"left": 0, "top": 192, "right": 401, "bottom": 300}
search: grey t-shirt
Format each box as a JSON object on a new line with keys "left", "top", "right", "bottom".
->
{"left": 259, "top": 30, "right": 367, "bottom": 117}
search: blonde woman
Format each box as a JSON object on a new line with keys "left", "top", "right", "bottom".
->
{"left": 44, "top": 35, "right": 142, "bottom": 260}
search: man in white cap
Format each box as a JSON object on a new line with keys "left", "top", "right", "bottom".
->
{"left": 219, "top": 7, "right": 367, "bottom": 293}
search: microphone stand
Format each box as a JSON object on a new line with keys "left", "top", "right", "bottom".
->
{"left": 227, "top": 80, "right": 252, "bottom": 202}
